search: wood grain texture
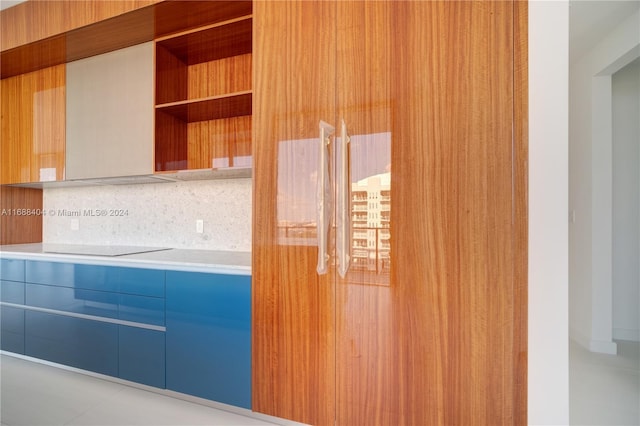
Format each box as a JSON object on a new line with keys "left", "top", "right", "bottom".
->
{"left": 153, "top": 0, "right": 252, "bottom": 39}
{"left": 1, "top": 65, "right": 65, "bottom": 184}
{"left": 155, "top": 43, "right": 188, "bottom": 105}
{"left": 513, "top": 1, "right": 529, "bottom": 423}
{"left": 0, "top": 0, "right": 160, "bottom": 52}
{"left": 156, "top": 16, "right": 252, "bottom": 65}
{"left": 1, "top": 1, "right": 251, "bottom": 79}
{"left": 0, "top": 186, "right": 43, "bottom": 244}
{"left": 252, "top": 1, "right": 337, "bottom": 425}
{"left": 1, "top": 3, "right": 156, "bottom": 79}
{"left": 154, "top": 110, "right": 187, "bottom": 172}
{"left": 157, "top": 92, "right": 252, "bottom": 123}
{"left": 253, "top": 1, "right": 526, "bottom": 425}
{"left": 383, "top": 2, "right": 518, "bottom": 423}
{"left": 188, "top": 53, "right": 252, "bottom": 99}
{"left": 187, "top": 115, "right": 251, "bottom": 169}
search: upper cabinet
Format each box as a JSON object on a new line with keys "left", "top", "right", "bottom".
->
{"left": 0, "top": 1, "right": 161, "bottom": 52}
{"left": 0, "top": 65, "right": 65, "bottom": 185}
{"left": 66, "top": 42, "right": 154, "bottom": 180}
{"left": 1, "top": 0, "right": 253, "bottom": 184}
{"left": 154, "top": 14, "right": 253, "bottom": 173}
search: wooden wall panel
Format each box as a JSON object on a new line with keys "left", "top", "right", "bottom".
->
{"left": 0, "top": 186, "right": 43, "bottom": 245}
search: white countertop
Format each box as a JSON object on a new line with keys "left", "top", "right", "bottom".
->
{"left": 0, "top": 243, "right": 251, "bottom": 275}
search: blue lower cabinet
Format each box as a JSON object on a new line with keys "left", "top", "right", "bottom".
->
{"left": 1, "top": 306, "right": 24, "bottom": 354}
{"left": 25, "top": 310, "right": 118, "bottom": 376}
{"left": 119, "top": 294, "right": 164, "bottom": 326}
{"left": 119, "top": 326, "right": 165, "bottom": 388}
{"left": 0, "top": 259, "right": 24, "bottom": 282}
{"left": 1, "top": 279, "right": 26, "bottom": 354}
{"left": 166, "top": 271, "right": 251, "bottom": 409}
{"left": 26, "top": 284, "right": 119, "bottom": 319}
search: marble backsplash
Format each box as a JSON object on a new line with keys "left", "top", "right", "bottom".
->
{"left": 43, "top": 178, "right": 251, "bottom": 251}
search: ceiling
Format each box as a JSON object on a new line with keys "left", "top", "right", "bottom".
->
{"left": 570, "top": 0, "right": 640, "bottom": 63}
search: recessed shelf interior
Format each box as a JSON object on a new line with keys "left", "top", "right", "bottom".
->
{"left": 154, "top": 14, "right": 253, "bottom": 174}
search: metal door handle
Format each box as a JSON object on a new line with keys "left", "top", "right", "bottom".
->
{"left": 336, "top": 119, "right": 351, "bottom": 278}
{"left": 317, "top": 120, "right": 335, "bottom": 275}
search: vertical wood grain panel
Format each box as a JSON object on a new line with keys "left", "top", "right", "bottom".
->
{"left": 155, "top": 110, "right": 187, "bottom": 172}
{"left": 513, "top": 1, "right": 529, "bottom": 423}
{"left": 187, "top": 115, "right": 252, "bottom": 169}
{"left": 31, "top": 64, "right": 66, "bottom": 182}
{"left": 0, "top": 186, "right": 43, "bottom": 244}
{"left": 335, "top": 2, "right": 396, "bottom": 425}
{"left": 155, "top": 43, "right": 187, "bottom": 105}
{"left": 384, "top": 2, "right": 517, "bottom": 424}
{"left": 1, "top": 65, "right": 65, "bottom": 184}
{"left": 1, "top": 74, "right": 29, "bottom": 184}
{"left": 252, "top": 1, "right": 336, "bottom": 425}
{"left": 188, "top": 53, "right": 252, "bottom": 100}
{"left": 255, "top": 1, "right": 525, "bottom": 425}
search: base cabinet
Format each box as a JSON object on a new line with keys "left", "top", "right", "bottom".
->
{"left": 119, "top": 326, "right": 165, "bottom": 388}
{"left": 1, "top": 305, "right": 24, "bottom": 354}
{"left": 25, "top": 310, "right": 119, "bottom": 376}
{"left": 1, "top": 259, "right": 251, "bottom": 410}
{"left": 166, "top": 271, "right": 251, "bottom": 409}
{"left": 0, "top": 260, "right": 25, "bottom": 354}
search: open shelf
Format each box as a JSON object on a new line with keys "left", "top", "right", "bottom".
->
{"left": 156, "top": 16, "right": 252, "bottom": 65}
{"left": 154, "top": 11, "right": 253, "bottom": 176}
{"left": 156, "top": 91, "right": 252, "bottom": 123}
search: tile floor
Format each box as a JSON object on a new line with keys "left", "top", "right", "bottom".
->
{"left": 0, "top": 354, "right": 302, "bottom": 426}
{"left": 2, "top": 342, "right": 638, "bottom": 426}
{"left": 570, "top": 339, "right": 640, "bottom": 425}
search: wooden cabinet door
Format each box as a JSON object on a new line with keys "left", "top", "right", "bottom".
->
{"left": 335, "top": 2, "right": 527, "bottom": 425}
{"left": 253, "top": 1, "right": 527, "bottom": 425}
{"left": 252, "top": 1, "right": 337, "bottom": 425}
{"left": 0, "top": 65, "right": 65, "bottom": 184}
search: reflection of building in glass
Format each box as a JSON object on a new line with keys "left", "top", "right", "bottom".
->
{"left": 351, "top": 172, "right": 390, "bottom": 272}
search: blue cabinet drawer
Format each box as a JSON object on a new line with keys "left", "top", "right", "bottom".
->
{"left": 25, "top": 310, "right": 118, "bottom": 376}
{"left": 119, "top": 326, "right": 165, "bottom": 388}
{"left": 166, "top": 271, "right": 251, "bottom": 409}
{"left": 115, "top": 267, "right": 165, "bottom": 297}
{"left": 1, "top": 278, "right": 26, "bottom": 354}
{"left": 26, "top": 283, "right": 118, "bottom": 319}
{"left": 0, "top": 259, "right": 24, "bottom": 282}
{"left": 26, "top": 261, "right": 101, "bottom": 289}
{"left": 119, "top": 294, "right": 164, "bottom": 326}
{"left": 1, "top": 280, "right": 25, "bottom": 303}
{"left": 1, "top": 306, "right": 25, "bottom": 354}
{"left": 25, "top": 262, "right": 164, "bottom": 297}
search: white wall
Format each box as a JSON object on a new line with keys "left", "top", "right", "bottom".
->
{"left": 569, "top": 8, "right": 640, "bottom": 353}
{"left": 612, "top": 59, "right": 640, "bottom": 342}
{"left": 529, "top": 1, "right": 569, "bottom": 424}
{"left": 43, "top": 179, "right": 252, "bottom": 251}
